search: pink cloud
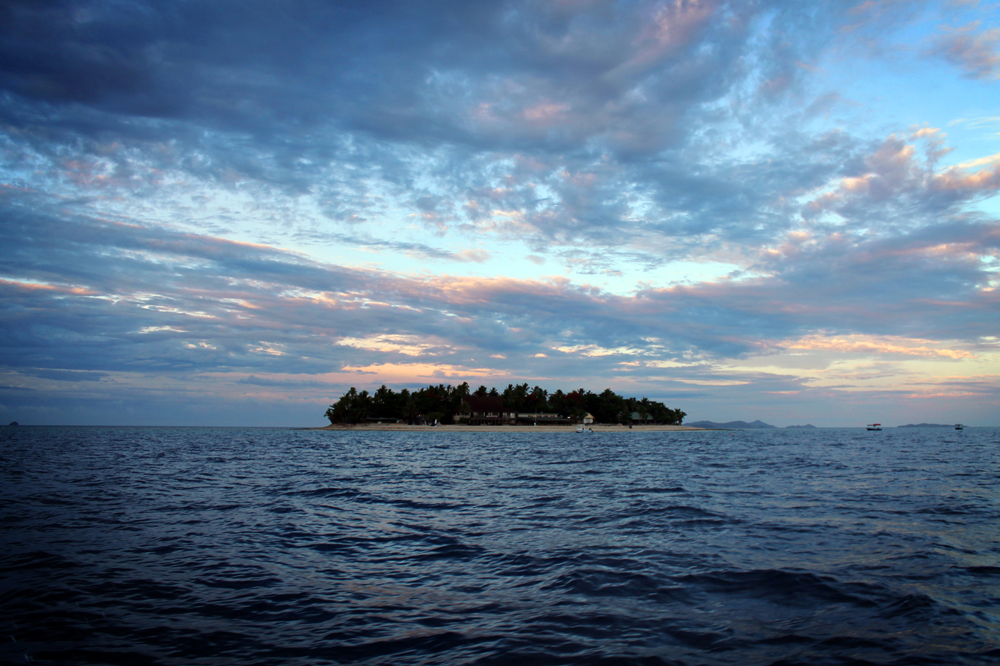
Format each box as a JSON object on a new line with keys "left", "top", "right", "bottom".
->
{"left": 932, "top": 160, "right": 1000, "bottom": 193}
{"left": 341, "top": 362, "right": 496, "bottom": 382}
{"left": 0, "top": 278, "right": 96, "bottom": 296}
{"left": 632, "top": 0, "right": 716, "bottom": 65}
{"left": 453, "top": 249, "right": 491, "bottom": 263}
{"left": 929, "top": 23, "right": 1000, "bottom": 80}
{"left": 785, "top": 334, "right": 976, "bottom": 359}
{"left": 805, "top": 134, "right": 1000, "bottom": 219}
{"left": 523, "top": 102, "right": 571, "bottom": 125}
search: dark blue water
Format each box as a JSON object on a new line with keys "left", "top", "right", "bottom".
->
{"left": 2, "top": 426, "right": 998, "bottom": 665}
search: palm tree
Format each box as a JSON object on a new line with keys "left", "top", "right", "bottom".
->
{"left": 638, "top": 397, "right": 650, "bottom": 424}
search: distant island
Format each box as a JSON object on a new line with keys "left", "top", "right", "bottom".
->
{"left": 326, "top": 382, "right": 686, "bottom": 426}
{"left": 897, "top": 423, "right": 956, "bottom": 428}
{"left": 686, "top": 420, "right": 777, "bottom": 429}
{"left": 686, "top": 420, "right": 817, "bottom": 429}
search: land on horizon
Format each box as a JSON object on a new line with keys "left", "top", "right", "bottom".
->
{"left": 311, "top": 423, "right": 703, "bottom": 432}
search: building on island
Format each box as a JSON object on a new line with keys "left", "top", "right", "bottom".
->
{"left": 515, "top": 412, "right": 576, "bottom": 425}
{"left": 463, "top": 396, "right": 517, "bottom": 425}
{"left": 462, "top": 396, "right": 590, "bottom": 426}
{"left": 630, "top": 412, "right": 653, "bottom": 425}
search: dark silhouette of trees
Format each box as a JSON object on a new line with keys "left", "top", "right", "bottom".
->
{"left": 325, "top": 383, "right": 685, "bottom": 426}
{"left": 501, "top": 383, "right": 528, "bottom": 411}
{"left": 324, "top": 387, "right": 371, "bottom": 424}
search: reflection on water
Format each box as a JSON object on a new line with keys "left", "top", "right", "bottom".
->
{"left": 1, "top": 426, "right": 998, "bottom": 664}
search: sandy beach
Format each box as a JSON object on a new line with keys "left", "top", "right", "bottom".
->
{"left": 308, "top": 423, "right": 703, "bottom": 432}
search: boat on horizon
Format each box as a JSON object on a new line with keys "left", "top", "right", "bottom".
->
{"left": 955, "top": 423, "right": 964, "bottom": 430}
{"left": 866, "top": 423, "right": 882, "bottom": 431}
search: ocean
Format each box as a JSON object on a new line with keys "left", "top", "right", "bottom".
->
{"left": 1, "top": 426, "right": 998, "bottom": 665}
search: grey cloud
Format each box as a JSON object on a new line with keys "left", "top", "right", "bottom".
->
{"left": 928, "top": 24, "right": 1000, "bottom": 80}
{"left": 665, "top": 220, "right": 1000, "bottom": 343}
{"left": 0, "top": 0, "right": 933, "bottom": 260}
{"left": 0, "top": 2, "right": 857, "bottom": 173}
{"left": 23, "top": 369, "right": 108, "bottom": 382}
{"left": 1, "top": 194, "right": 996, "bottom": 426}
{"left": 236, "top": 375, "right": 325, "bottom": 388}
{"left": 4, "top": 182, "right": 998, "bottom": 376}
{"left": 2, "top": 1, "right": 998, "bottom": 426}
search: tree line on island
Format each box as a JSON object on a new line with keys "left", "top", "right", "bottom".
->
{"left": 326, "top": 382, "right": 686, "bottom": 426}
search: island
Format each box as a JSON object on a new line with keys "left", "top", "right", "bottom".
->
{"left": 685, "top": 419, "right": 777, "bottom": 429}
{"left": 322, "top": 382, "right": 690, "bottom": 429}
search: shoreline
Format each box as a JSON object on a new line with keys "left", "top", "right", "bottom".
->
{"left": 307, "top": 423, "right": 704, "bottom": 432}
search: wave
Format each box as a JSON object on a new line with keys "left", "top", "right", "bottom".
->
{"left": 2, "top": 426, "right": 997, "bottom": 665}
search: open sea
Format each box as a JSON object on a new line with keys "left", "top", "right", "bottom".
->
{"left": 1, "top": 425, "right": 998, "bottom": 665}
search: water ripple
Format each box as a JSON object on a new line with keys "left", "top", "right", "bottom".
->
{"left": 1, "top": 426, "right": 999, "bottom": 664}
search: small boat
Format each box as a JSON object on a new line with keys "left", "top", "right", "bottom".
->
{"left": 575, "top": 427, "right": 593, "bottom": 433}
{"left": 955, "top": 423, "right": 964, "bottom": 430}
{"left": 866, "top": 423, "right": 882, "bottom": 431}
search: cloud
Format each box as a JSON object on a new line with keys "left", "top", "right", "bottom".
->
{"left": 802, "top": 133, "right": 1000, "bottom": 229}
{"left": 928, "top": 22, "right": 1000, "bottom": 79}
{"left": 2, "top": 1, "right": 999, "bottom": 426}
{"left": 0, "top": 0, "right": 942, "bottom": 269}
{"left": 340, "top": 363, "right": 495, "bottom": 382}
{"left": 303, "top": 230, "right": 491, "bottom": 264}
{"left": 784, "top": 334, "right": 977, "bottom": 359}
{"left": 21, "top": 369, "right": 108, "bottom": 383}
{"left": 237, "top": 374, "right": 303, "bottom": 387}
{"left": 337, "top": 335, "right": 451, "bottom": 357}
{"left": 0, "top": 1, "right": 847, "bottom": 196}
{"left": 3, "top": 190, "right": 996, "bottom": 384}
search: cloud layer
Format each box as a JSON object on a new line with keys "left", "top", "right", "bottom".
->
{"left": 1, "top": 0, "right": 998, "bottom": 425}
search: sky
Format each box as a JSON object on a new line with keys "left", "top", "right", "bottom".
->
{"left": 1, "top": 0, "right": 998, "bottom": 427}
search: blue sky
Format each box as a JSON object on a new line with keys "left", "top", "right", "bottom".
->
{"left": 1, "top": 0, "right": 998, "bottom": 426}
